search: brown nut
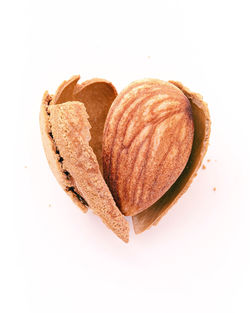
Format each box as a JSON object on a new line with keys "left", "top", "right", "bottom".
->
{"left": 40, "top": 76, "right": 129, "bottom": 242}
{"left": 103, "top": 79, "right": 210, "bottom": 233}
{"left": 103, "top": 79, "right": 194, "bottom": 216}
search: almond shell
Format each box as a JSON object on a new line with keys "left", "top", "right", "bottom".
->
{"left": 40, "top": 76, "right": 129, "bottom": 242}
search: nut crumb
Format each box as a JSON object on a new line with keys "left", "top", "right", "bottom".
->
{"left": 202, "top": 164, "right": 206, "bottom": 170}
{"left": 24, "top": 165, "right": 27, "bottom": 168}
{"left": 48, "top": 204, "right": 51, "bottom": 207}
{"left": 207, "top": 159, "right": 211, "bottom": 162}
{"left": 147, "top": 56, "right": 151, "bottom": 59}
{"left": 213, "top": 187, "right": 216, "bottom": 191}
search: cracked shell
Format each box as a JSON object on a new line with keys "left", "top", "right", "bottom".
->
{"left": 39, "top": 76, "right": 129, "bottom": 243}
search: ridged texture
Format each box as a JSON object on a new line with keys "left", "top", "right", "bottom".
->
{"left": 103, "top": 79, "right": 194, "bottom": 216}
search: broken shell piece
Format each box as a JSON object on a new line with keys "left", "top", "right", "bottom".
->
{"left": 40, "top": 76, "right": 129, "bottom": 242}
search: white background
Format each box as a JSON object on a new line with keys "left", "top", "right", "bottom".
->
{"left": 1, "top": 0, "right": 250, "bottom": 312}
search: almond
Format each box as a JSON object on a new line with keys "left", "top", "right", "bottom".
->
{"left": 103, "top": 79, "right": 194, "bottom": 216}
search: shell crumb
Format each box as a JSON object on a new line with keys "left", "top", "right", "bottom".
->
{"left": 213, "top": 187, "right": 216, "bottom": 191}
{"left": 48, "top": 204, "right": 52, "bottom": 207}
{"left": 207, "top": 159, "right": 211, "bottom": 162}
{"left": 202, "top": 164, "right": 206, "bottom": 170}
{"left": 24, "top": 165, "right": 27, "bottom": 168}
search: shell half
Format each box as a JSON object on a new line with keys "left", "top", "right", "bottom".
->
{"left": 40, "top": 76, "right": 129, "bottom": 242}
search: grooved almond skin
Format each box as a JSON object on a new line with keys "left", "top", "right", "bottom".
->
{"left": 103, "top": 79, "right": 194, "bottom": 216}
